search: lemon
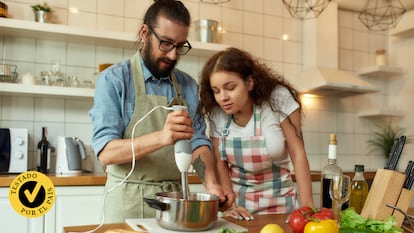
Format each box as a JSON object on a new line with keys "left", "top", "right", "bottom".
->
{"left": 260, "top": 223, "right": 285, "bottom": 233}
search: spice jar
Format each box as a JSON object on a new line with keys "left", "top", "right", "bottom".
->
{"left": 375, "top": 49, "right": 387, "bottom": 66}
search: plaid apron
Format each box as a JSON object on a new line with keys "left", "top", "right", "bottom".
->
{"left": 219, "top": 106, "right": 296, "bottom": 214}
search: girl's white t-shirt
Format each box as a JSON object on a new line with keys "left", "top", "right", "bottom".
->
{"left": 209, "top": 86, "right": 299, "bottom": 168}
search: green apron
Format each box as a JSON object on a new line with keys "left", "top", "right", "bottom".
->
{"left": 104, "top": 52, "right": 188, "bottom": 223}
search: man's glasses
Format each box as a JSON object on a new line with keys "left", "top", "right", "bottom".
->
{"left": 148, "top": 27, "right": 192, "bottom": 55}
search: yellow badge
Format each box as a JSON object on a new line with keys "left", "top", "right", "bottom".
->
{"left": 8, "top": 171, "right": 55, "bottom": 218}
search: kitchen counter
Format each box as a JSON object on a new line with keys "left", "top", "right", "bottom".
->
{"left": 0, "top": 171, "right": 378, "bottom": 187}
{"left": 0, "top": 173, "right": 107, "bottom": 187}
{"left": 62, "top": 209, "right": 414, "bottom": 233}
{"left": 63, "top": 214, "right": 293, "bottom": 233}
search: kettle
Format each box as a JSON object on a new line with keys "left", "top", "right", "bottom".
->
{"left": 56, "top": 136, "right": 87, "bottom": 175}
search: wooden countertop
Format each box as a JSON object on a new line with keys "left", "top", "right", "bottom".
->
{"left": 0, "top": 173, "right": 107, "bottom": 187}
{"left": 0, "top": 171, "right": 378, "bottom": 187}
{"left": 62, "top": 209, "right": 414, "bottom": 233}
{"left": 63, "top": 214, "right": 293, "bottom": 233}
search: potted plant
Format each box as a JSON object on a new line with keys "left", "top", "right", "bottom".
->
{"left": 31, "top": 3, "right": 53, "bottom": 23}
{"left": 368, "top": 122, "right": 411, "bottom": 159}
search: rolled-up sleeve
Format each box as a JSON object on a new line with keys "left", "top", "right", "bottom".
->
{"left": 89, "top": 61, "right": 134, "bottom": 156}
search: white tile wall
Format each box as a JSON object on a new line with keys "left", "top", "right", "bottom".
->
{"left": 1, "top": 1, "right": 406, "bottom": 181}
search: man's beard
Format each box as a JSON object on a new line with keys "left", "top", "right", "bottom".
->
{"left": 142, "top": 39, "right": 176, "bottom": 79}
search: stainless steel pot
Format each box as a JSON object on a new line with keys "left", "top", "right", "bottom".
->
{"left": 144, "top": 192, "right": 219, "bottom": 232}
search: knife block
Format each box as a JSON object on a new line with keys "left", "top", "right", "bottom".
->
{"left": 360, "top": 168, "right": 413, "bottom": 227}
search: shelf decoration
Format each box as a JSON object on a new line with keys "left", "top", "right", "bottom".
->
{"left": 359, "top": 0, "right": 406, "bottom": 31}
{"left": 31, "top": 3, "right": 54, "bottom": 23}
{"left": 282, "top": 0, "right": 331, "bottom": 19}
{"left": 368, "top": 121, "right": 410, "bottom": 159}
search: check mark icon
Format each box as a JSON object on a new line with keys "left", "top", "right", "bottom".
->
{"left": 24, "top": 182, "right": 42, "bottom": 203}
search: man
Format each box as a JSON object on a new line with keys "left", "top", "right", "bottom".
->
{"left": 89, "top": 0, "right": 233, "bottom": 223}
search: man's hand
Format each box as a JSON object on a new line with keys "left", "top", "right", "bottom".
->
{"left": 205, "top": 183, "right": 235, "bottom": 212}
{"left": 160, "top": 110, "right": 194, "bottom": 145}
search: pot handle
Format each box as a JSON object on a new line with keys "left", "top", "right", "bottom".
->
{"left": 143, "top": 198, "right": 169, "bottom": 211}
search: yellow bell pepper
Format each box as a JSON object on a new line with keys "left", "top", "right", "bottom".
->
{"left": 304, "top": 219, "right": 339, "bottom": 233}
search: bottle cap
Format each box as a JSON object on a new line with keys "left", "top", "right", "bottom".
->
{"left": 329, "top": 134, "right": 336, "bottom": 145}
{"left": 355, "top": 164, "right": 364, "bottom": 172}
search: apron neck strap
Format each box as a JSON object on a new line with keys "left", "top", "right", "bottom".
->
{"left": 223, "top": 105, "right": 261, "bottom": 136}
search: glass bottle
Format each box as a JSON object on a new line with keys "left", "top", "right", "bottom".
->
{"left": 320, "top": 134, "right": 343, "bottom": 215}
{"left": 37, "top": 127, "right": 51, "bottom": 173}
{"left": 349, "top": 164, "right": 369, "bottom": 214}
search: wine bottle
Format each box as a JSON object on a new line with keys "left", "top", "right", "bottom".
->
{"left": 349, "top": 164, "right": 369, "bottom": 214}
{"left": 320, "top": 134, "right": 343, "bottom": 214}
{"left": 37, "top": 127, "right": 51, "bottom": 173}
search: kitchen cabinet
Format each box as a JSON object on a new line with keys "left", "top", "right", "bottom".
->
{"left": 44, "top": 186, "right": 104, "bottom": 233}
{"left": 0, "top": 185, "right": 104, "bottom": 233}
{"left": 0, "top": 187, "right": 44, "bottom": 233}
{"left": 0, "top": 17, "right": 229, "bottom": 99}
{"left": 357, "top": 65, "right": 404, "bottom": 118}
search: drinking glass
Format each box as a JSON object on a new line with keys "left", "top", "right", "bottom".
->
{"left": 329, "top": 175, "right": 351, "bottom": 222}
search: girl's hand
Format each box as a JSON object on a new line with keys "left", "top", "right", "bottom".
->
{"left": 225, "top": 205, "right": 254, "bottom": 221}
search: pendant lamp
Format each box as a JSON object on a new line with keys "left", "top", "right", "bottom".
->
{"left": 359, "top": 0, "right": 406, "bottom": 31}
{"left": 282, "top": 0, "right": 331, "bottom": 19}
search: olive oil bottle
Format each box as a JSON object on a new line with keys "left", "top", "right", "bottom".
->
{"left": 349, "top": 164, "right": 369, "bottom": 214}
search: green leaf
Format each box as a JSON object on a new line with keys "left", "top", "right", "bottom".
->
{"left": 340, "top": 208, "right": 403, "bottom": 233}
{"left": 367, "top": 121, "right": 412, "bottom": 159}
{"left": 31, "top": 3, "right": 53, "bottom": 12}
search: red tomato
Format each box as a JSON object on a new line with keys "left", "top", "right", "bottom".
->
{"left": 311, "top": 208, "right": 335, "bottom": 221}
{"left": 289, "top": 206, "right": 312, "bottom": 233}
{"left": 288, "top": 207, "right": 335, "bottom": 233}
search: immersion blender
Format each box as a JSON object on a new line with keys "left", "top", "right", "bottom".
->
{"left": 173, "top": 105, "right": 192, "bottom": 200}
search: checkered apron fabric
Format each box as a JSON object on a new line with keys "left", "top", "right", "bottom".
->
{"left": 219, "top": 106, "right": 296, "bottom": 214}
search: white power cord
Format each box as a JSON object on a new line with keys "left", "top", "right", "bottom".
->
{"left": 69, "top": 105, "right": 174, "bottom": 233}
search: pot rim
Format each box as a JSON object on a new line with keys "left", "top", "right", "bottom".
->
{"left": 155, "top": 191, "right": 219, "bottom": 202}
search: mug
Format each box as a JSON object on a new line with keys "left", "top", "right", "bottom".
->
{"left": 21, "top": 73, "right": 35, "bottom": 85}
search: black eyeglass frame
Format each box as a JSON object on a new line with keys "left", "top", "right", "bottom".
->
{"left": 148, "top": 26, "right": 192, "bottom": 55}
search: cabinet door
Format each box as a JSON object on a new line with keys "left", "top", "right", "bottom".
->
{"left": 0, "top": 188, "right": 44, "bottom": 233}
{"left": 44, "top": 186, "right": 104, "bottom": 233}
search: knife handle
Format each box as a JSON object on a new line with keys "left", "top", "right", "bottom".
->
{"left": 385, "top": 138, "right": 399, "bottom": 169}
{"left": 389, "top": 136, "right": 406, "bottom": 170}
{"left": 404, "top": 160, "right": 414, "bottom": 189}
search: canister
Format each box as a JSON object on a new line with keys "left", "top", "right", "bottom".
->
{"left": 375, "top": 49, "right": 387, "bottom": 66}
{"left": 193, "top": 19, "right": 223, "bottom": 43}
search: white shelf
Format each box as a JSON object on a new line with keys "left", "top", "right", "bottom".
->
{"left": 390, "top": 10, "right": 414, "bottom": 38}
{"left": 0, "top": 82, "right": 94, "bottom": 99}
{"left": 358, "top": 108, "right": 403, "bottom": 118}
{"left": 0, "top": 17, "right": 229, "bottom": 56}
{"left": 357, "top": 65, "right": 404, "bottom": 78}
{"left": 0, "top": 18, "right": 230, "bottom": 99}
{"left": 391, "top": 27, "right": 414, "bottom": 38}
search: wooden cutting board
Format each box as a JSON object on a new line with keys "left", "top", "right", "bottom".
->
{"left": 125, "top": 218, "right": 247, "bottom": 233}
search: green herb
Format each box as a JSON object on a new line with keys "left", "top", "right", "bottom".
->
{"left": 368, "top": 122, "right": 411, "bottom": 159}
{"left": 340, "top": 208, "right": 403, "bottom": 233}
{"left": 218, "top": 228, "right": 248, "bottom": 233}
{"left": 31, "top": 3, "right": 53, "bottom": 12}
